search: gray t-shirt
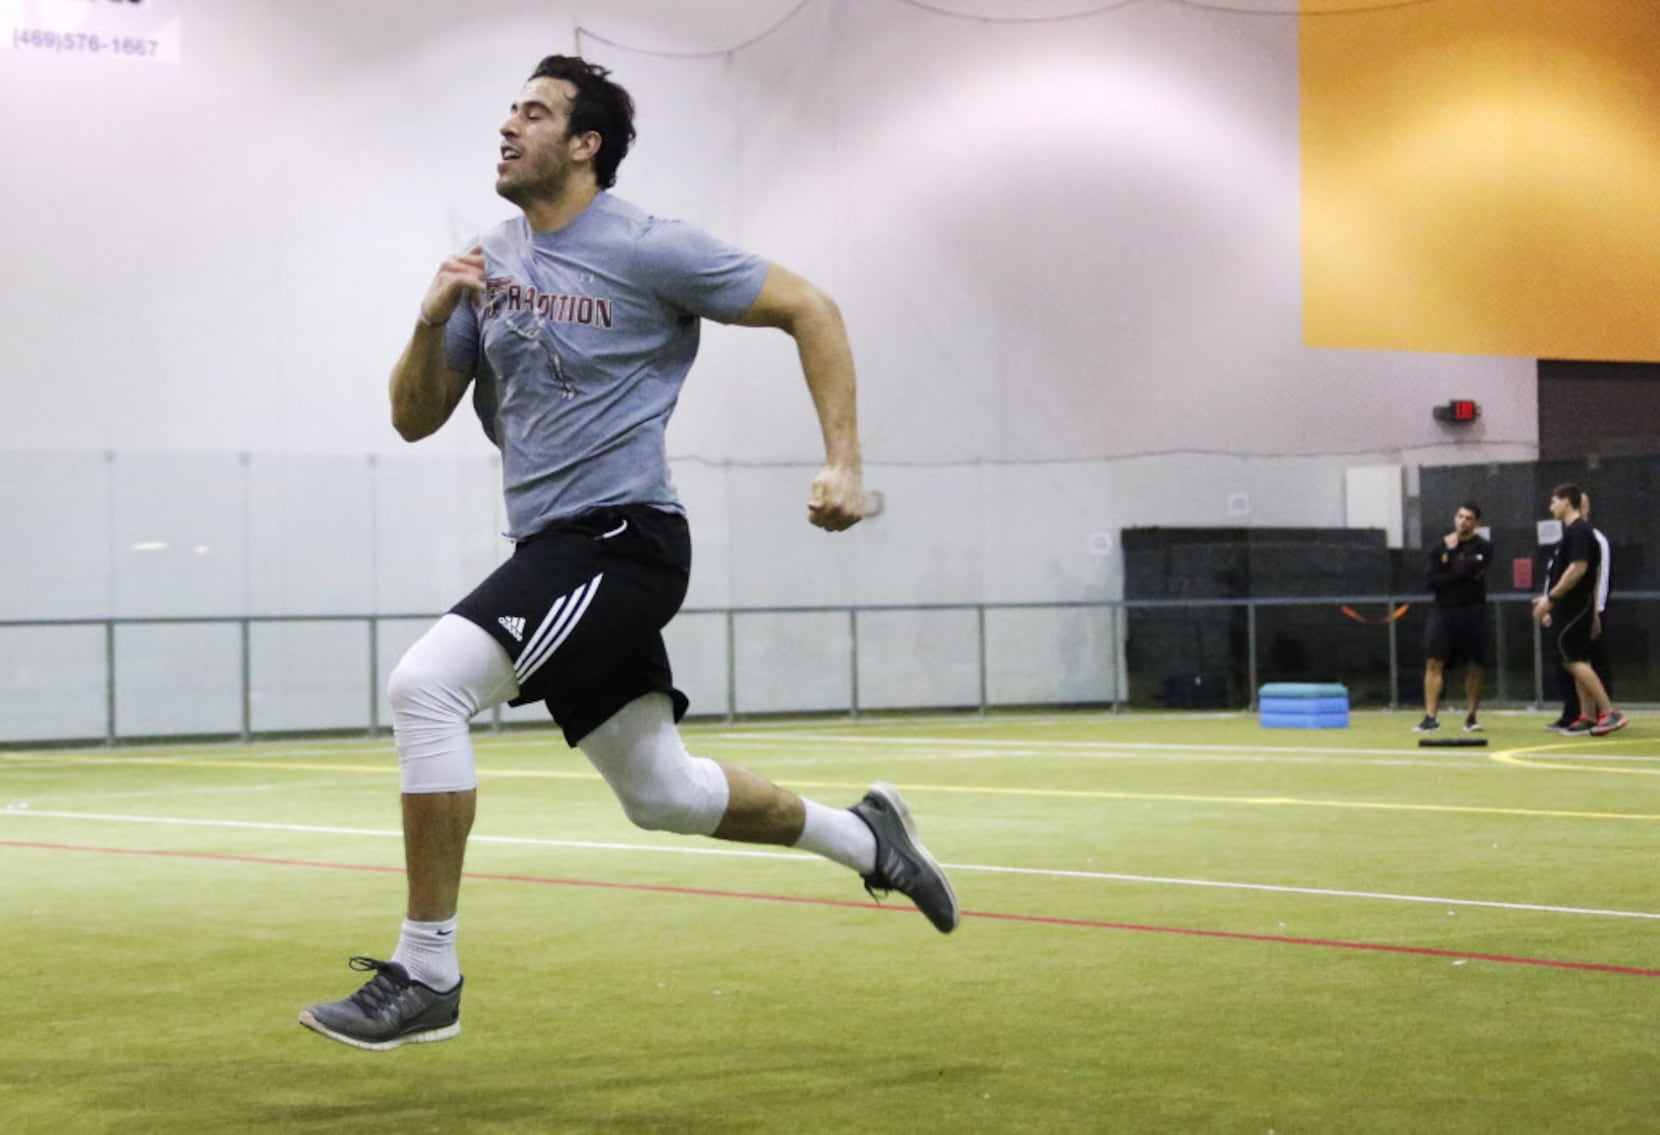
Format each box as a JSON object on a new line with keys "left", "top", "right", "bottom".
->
{"left": 445, "top": 193, "right": 769, "bottom": 539}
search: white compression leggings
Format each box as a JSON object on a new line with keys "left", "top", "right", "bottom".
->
{"left": 390, "top": 614, "right": 730, "bottom": 836}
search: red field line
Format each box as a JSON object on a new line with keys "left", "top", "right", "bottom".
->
{"left": 8, "top": 839, "right": 1658, "bottom": 978}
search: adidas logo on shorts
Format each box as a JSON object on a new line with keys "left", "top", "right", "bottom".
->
{"left": 498, "top": 615, "right": 526, "bottom": 642}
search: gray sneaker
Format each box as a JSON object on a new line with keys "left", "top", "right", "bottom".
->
{"left": 298, "top": 957, "right": 461, "bottom": 1051}
{"left": 851, "top": 782, "right": 960, "bottom": 933}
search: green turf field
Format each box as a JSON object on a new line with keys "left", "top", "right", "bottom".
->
{"left": 3, "top": 710, "right": 1656, "bottom": 1133}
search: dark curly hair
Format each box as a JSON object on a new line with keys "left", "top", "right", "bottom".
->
{"left": 529, "top": 55, "right": 636, "bottom": 189}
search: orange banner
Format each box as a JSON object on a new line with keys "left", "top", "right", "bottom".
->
{"left": 1301, "top": 0, "right": 1660, "bottom": 362}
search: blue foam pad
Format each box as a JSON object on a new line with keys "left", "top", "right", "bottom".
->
{"left": 1259, "top": 711, "right": 1349, "bottom": 729}
{"left": 1259, "top": 697, "right": 1350, "bottom": 716}
{"left": 1258, "top": 682, "right": 1349, "bottom": 699}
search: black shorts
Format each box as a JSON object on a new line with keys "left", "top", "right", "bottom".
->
{"left": 450, "top": 504, "right": 691, "bottom": 746}
{"left": 1552, "top": 601, "right": 1596, "bottom": 666}
{"left": 1424, "top": 604, "right": 1487, "bottom": 667}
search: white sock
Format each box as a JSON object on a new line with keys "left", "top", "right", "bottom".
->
{"left": 391, "top": 918, "right": 460, "bottom": 991}
{"left": 794, "top": 799, "right": 877, "bottom": 874}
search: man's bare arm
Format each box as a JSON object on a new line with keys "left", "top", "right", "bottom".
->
{"left": 1551, "top": 561, "right": 1588, "bottom": 597}
{"left": 1533, "top": 560, "right": 1589, "bottom": 622}
{"left": 737, "top": 263, "right": 863, "bottom": 531}
{"left": 389, "top": 247, "right": 486, "bottom": 442}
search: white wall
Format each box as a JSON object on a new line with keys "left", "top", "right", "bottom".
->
{"left": 2, "top": 0, "right": 1534, "bottom": 461}
{"left": 0, "top": 0, "right": 1540, "bottom": 732}
{"left": 3, "top": 0, "right": 1553, "bottom": 736}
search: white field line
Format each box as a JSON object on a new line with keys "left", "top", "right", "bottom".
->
{"left": 9, "top": 734, "right": 1659, "bottom": 775}
{"left": 712, "top": 732, "right": 1660, "bottom": 766}
{"left": 0, "top": 807, "right": 794, "bottom": 860}
{"left": 3, "top": 806, "right": 1656, "bottom": 922}
{"left": 0, "top": 736, "right": 1503, "bottom": 769}
{"left": 0, "top": 748, "right": 385, "bottom": 768}
{"left": 0, "top": 750, "right": 1467, "bottom": 775}
{"left": 0, "top": 743, "right": 1535, "bottom": 775}
{"left": 710, "top": 733, "right": 1523, "bottom": 764}
{"left": 8, "top": 778, "right": 369, "bottom": 805}
{"left": 704, "top": 711, "right": 1247, "bottom": 731}
{"left": 959, "top": 865, "right": 1660, "bottom": 922}
{"left": 705, "top": 707, "right": 1582, "bottom": 732}
{"left": 729, "top": 749, "right": 1498, "bottom": 771}
{"left": 9, "top": 722, "right": 1658, "bottom": 765}
{"left": 716, "top": 733, "right": 1474, "bottom": 756}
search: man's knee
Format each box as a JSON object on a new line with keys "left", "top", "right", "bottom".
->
{"left": 388, "top": 656, "right": 463, "bottom": 723}
{"left": 615, "top": 755, "right": 728, "bottom": 835}
{"left": 389, "top": 614, "right": 516, "bottom": 725}
{"left": 386, "top": 628, "right": 513, "bottom": 794}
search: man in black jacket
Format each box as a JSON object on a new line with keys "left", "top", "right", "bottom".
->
{"left": 1415, "top": 503, "right": 1492, "bottom": 733}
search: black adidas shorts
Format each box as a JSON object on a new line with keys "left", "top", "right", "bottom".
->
{"left": 1424, "top": 604, "right": 1487, "bottom": 667}
{"left": 451, "top": 504, "right": 691, "bottom": 746}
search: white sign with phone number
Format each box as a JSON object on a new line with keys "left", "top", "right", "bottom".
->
{"left": 3, "top": 0, "right": 179, "bottom": 62}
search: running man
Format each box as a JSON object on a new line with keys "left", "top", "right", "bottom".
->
{"left": 299, "top": 55, "right": 958, "bottom": 1052}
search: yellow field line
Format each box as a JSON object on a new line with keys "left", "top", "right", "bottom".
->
{"left": 1488, "top": 741, "right": 1660, "bottom": 777}
{"left": 772, "top": 780, "right": 1660, "bottom": 821}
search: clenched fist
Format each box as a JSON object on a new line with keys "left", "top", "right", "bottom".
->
{"left": 419, "top": 246, "right": 488, "bottom": 326}
{"left": 808, "top": 464, "right": 865, "bottom": 532}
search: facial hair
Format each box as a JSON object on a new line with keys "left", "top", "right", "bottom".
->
{"left": 497, "top": 143, "right": 570, "bottom": 208}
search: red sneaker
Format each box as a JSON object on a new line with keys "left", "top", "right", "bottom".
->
{"left": 1590, "top": 710, "right": 1628, "bottom": 737}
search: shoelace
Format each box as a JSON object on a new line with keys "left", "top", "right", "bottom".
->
{"left": 344, "top": 957, "right": 409, "bottom": 1014}
{"left": 863, "top": 837, "right": 915, "bottom": 900}
{"left": 855, "top": 803, "right": 900, "bottom": 900}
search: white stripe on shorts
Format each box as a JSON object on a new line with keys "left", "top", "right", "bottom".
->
{"left": 514, "top": 573, "right": 604, "bottom": 684}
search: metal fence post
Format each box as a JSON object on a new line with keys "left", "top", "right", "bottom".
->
{"left": 1494, "top": 603, "right": 1508, "bottom": 703}
{"left": 1532, "top": 615, "right": 1544, "bottom": 708}
{"left": 105, "top": 620, "right": 117, "bottom": 747}
{"left": 726, "top": 610, "right": 737, "bottom": 722}
{"left": 368, "top": 617, "right": 380, "bottom": 736}
{"left": 1386, "top": 597, "right": 1400, "bottom": 710}
{"left": 239, "top": 618, "right": 252, "bottom": 742}
{"left": 975, "top": 605, "right": 989, "bottom": 714}
{"left": 1246, "top": 602, "right": 1258, "bottom": 710}
{"left": 849, "top": 608, "right": 860, "bottom": 718}
{"left": 1110, "top": 603, "right": 1121, "bottom": 713}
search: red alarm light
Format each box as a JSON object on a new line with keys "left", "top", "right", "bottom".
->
{"left": 1433, "top": 399, "right": 1480, "bottom": 424}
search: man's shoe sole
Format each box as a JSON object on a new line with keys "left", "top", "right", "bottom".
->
{"left": 297, "top": 1009, "right": 460, "bottom": 1052}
